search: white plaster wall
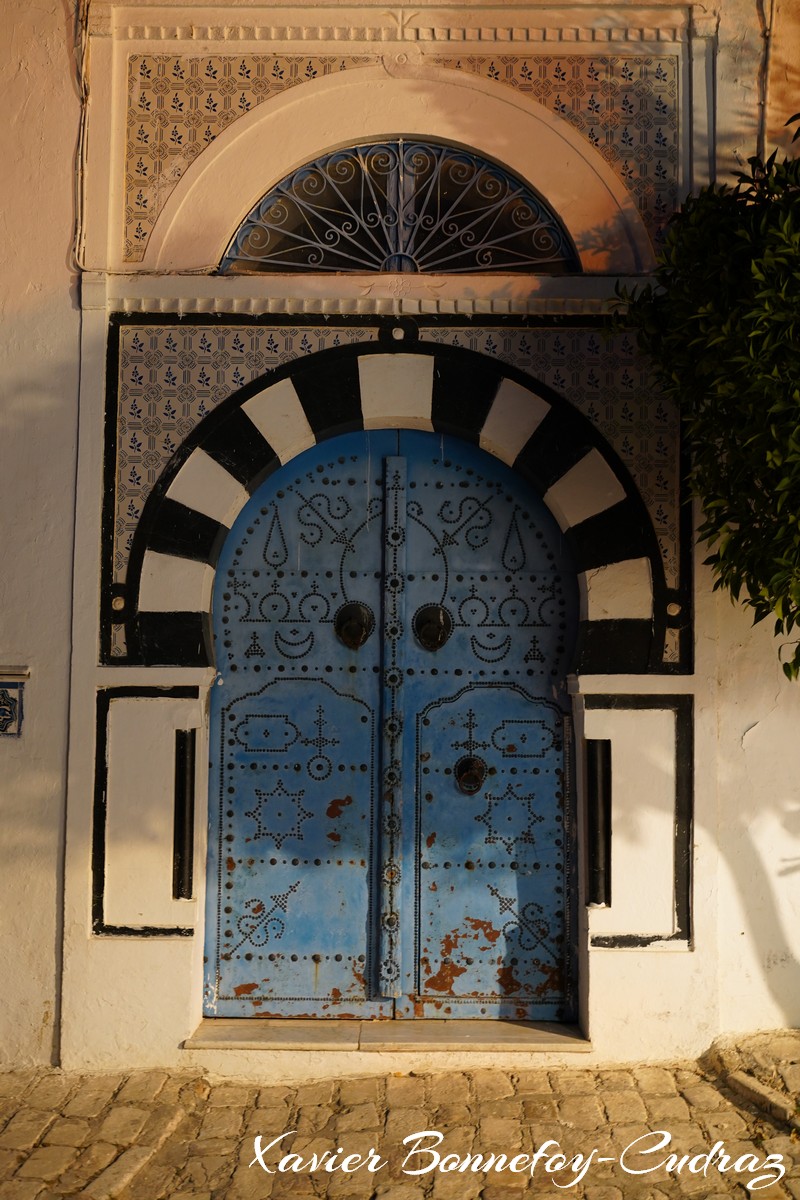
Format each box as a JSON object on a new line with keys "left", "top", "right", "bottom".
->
{"left": 677, "top": 0, "right": 800, "bottom": 1034}
{"left": 0, "top": 0, "right": 81, "bottom": 1066}
{"left": 714, "top": 594, "right": 800, "bottom": 1032}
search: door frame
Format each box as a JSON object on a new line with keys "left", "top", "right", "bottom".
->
{"left": 115, "top": 329, "right": 668, "bottom": 1029}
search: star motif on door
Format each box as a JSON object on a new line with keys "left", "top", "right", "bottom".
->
{"left": 245, "top": 780, "right": 312, "bottom": 847}
{"left": 475, "top": 783, "right": 545, "bottom": 854}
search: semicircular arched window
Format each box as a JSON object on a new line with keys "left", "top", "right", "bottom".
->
{"left": 220, "top": 139, "right": 580, "bottom": 274}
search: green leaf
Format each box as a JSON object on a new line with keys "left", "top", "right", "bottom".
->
{"left": 617, "top": 137, "right": 800, "bottom": 677}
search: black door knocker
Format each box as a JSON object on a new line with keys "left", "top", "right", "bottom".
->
{"left": 334, "top": 601, "right": 375, "bottom": 649}
{"left": 455, "top": 755, "right": 487, "bottom": 795}
{"left": 413, "top": 604, "right": 453, "bottom": 651}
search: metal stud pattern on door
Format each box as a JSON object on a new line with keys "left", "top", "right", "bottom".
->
{"left": 205, "top": 431, "right": 578, "bottom": 1020}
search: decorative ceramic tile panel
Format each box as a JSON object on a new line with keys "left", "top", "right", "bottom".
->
{"left": 430, "top": 55, "right": 679, "bottom": 245}
{"left": 113, "top": 323, "right": 380, "bottom": 590}
{"left": 0, "top": 683, "right": 24, "bottom": 737}
{"left": 418, "top": 326, "right": 680, "bottom": 600}
{"left": 124, "top": 52, "right": 679, "bottom": 261}
{"left": 125, "top": 54, "right": 376, "bottom": 261}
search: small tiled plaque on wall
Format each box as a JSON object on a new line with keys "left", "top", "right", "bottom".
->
{"left": 0, "top": 681, "right": 24, "bottom": 737}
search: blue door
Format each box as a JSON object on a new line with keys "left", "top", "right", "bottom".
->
{"left": 205, "top": 430, "right": 578, "bottom": 1020}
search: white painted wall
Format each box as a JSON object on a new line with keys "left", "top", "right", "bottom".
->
{"left": 714, "top": 595, "right": 800, "bottom": 1032}
{"left": 5, "top": 0, "right": 800, "bottom": 1075}
{"left": 0, "top": 0, "right": 81, "bottom": 1066}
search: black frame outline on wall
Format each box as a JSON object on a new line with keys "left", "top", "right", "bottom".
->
{"left": 102, "top": 312, "right": 693, "bottom": 674}
{"left": 584, "top": 693, "right": 694, "bottom": 948}
{"left": 93, "top": 685, "right": 200, "bottom": 937}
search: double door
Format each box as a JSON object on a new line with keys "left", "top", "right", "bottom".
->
{"left": 205, "top": 430, "right": 577, "bottom": 1019}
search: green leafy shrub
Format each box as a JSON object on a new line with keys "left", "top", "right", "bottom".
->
{"left": 618, "top": 132, "right": 800, "bottom": 676}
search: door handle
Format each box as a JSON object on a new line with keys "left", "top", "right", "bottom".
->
{"left": 413, "top": 604, "right": 453, "bottom": 651}
{"left": 334, "top": 601, "right": 375, "bottom": 649}
{"left": 454, "top": 755, "right": 487, "bottom": 794}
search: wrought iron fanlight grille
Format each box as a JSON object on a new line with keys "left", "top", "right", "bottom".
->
{"left": 220, "top": 139, "right": 580, "bottom": 274}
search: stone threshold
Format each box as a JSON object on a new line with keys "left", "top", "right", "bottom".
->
{"left": 185, "top": 1018, "right": 590, "bottom": 1053}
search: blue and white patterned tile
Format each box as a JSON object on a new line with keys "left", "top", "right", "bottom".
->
{"left": 124, "top": 51, "right": 680, "bottom": 262}
{"left": 431, "top": 55, "right": 679, "bottom": 248}
{"left": 114, "top": 323, "right": 380, "bottom": 586}
{"left": 125, "top": 54, "right": 375, "bottom": 261}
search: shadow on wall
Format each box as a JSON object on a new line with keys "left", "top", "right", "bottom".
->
{"left": 713, "top": 601, "right": 800, "bottom": 1024}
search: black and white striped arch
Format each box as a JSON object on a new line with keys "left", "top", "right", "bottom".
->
{"left": 124, "top": 334, "right": 668, "bottom": 673}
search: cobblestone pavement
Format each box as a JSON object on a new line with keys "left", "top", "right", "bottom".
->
{"left": 0, "top": 1059, "right": 798, "bottom": 1200}
{"left": 704, "top": 1033, "right": 800, "bottom": 1121}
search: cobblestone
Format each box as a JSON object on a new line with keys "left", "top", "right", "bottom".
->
{"left": 295, "top": 1104, "right": 335, "bottom": 1135}
{"left": 478, "top": 1115, "right": 522, "bottom": 1147}
{"left": 95, "top": 1106, "right": 150, "bottom": 1145}
{"left": 386, "top": 1076, "right": 427, "bottom": 1108}
{"left": 340, "top": 1078, "right": 384, "bottom": 1106}
{"left": 385, "top": 1107, "right": 427, "bottom": 1141}
{"left": 43, "top": 1117, "right": 92, "bottom": 1147}
{"left": 199, "top": 1107, "right": 246, "bottom": 1140}
{"left": 63, "top": 1079, "right": 125, "bottom": 1121}
{"left": 633, "top": 1067, "right": 680, "bottom": 1095}
{"left": 15, "top": 1143, "right": 79, "bottom": 1180}
{"left": 207, "top": 1085, "right": 255, "bottom": 1110}
{"left": 0, "top": 1113, "right": 56, "bottom": 1153}
{"left": 0, "top": 1181, "right": 48, "bottom": 1200}
{"left": 335, "top": 1102, "right": 383, "bottom": 1133}
{"left": 558, "top": 1094, "right": 607, "bottom": 1128}
{"left": 0, "top": 1053, "right": 796, "bottom": 1198}
{"left": 114, "top": 1072, "right": 169, "bottom": 1107}
{"left": 602, "top": 1092, "right": 648, "bottom": 1124}
{"left": 57, "top": 1141, "right": 118, "bottom": 1191}
{"left": 471, "top": 1071, "right": 515, "bottom": 1102}
{"left": 80, "top": 1145, "right": 154, "bottom": 1198}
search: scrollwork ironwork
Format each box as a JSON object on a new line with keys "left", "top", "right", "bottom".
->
{"left": 220, "top": 139, "right": 579, "bottom": 274}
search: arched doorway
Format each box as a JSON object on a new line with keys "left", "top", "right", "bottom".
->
{"left": 204, "top": 429, "right": 579, "bottom": 1021}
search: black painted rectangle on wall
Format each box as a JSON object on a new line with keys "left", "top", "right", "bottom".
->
{"left": 146, "top": 498, "right": 226, "bottom": 564}
{"left": 202, "top": 409, "right": 279, "bottom": 493}
{"left": 575, "top": 618, "right": 654, "bottom": 674}
{"left": 291, "top": 355, "right": 364, "bottom": 439}
{"left": 567, "top": 501, "right": 652, "bottom": 570}
{"left": 173, "top": 729, "right": 196, "bottom": 901}
{"left": 431, "top": 355, "right": 501, "bottom": 441}
{"left": 513, "top": 406, "right": 593, "bottom": 493}
{"left": 585, "top": 739, "right": 612, "bottom": 907}
{"left": 135, "top": 611, "right": 211, "bottom": 667}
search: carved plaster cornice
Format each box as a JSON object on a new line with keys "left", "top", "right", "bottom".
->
{"left": 117, "top": 24, "right": 685, "bottom": 42}
{"left": 89, "top": 3, "right": 693, "bottom": 44}
{"left": 106, "top": 293, "right": 612, "bottom": 317}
